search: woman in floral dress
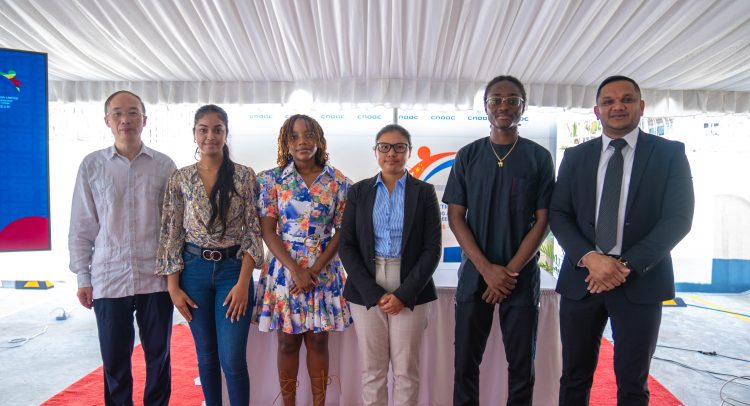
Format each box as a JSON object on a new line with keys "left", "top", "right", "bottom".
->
{"left": 254, "top": 114, "right": 352, "bottom": 406}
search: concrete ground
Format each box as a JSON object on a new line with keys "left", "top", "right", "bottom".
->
{"left": 1, "top": 277, "right": 748, "bottom": 405}
{"left": 0, "top": 278, "right": 185, "bottom": 406}
{"left": 640, "top": 293, "right": 750, "bottom": 405}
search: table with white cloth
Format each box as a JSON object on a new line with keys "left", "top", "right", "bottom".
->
{"left": 243, "top": 271, "right": 561, "bottom": 405}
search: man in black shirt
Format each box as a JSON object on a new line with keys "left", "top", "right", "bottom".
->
{"left": 443, "top": 75, "right": 554, "bottom": 406}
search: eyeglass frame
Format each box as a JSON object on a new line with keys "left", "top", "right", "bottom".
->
{"left": 106, "top": 110, "right": 146, "bottom": 120}
{"left": 374, "top": 142, "right": 410, "bottom": 153}
{"left": 485, "top": 96, "right": 525, "bottom": 108}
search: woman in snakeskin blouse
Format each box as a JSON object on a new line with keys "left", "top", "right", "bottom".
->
{"left": 156, "top": 104, "right": 263, "bottom": 406}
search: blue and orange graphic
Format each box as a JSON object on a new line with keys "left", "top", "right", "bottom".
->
{"left": 409, "top": 146, "right": 462, "bottom": 262}
{"left": 1, "top": 70, "right": 21, "bottom": 92}
{"left": 409, "top": 146, "right": 456, "bottom": 181}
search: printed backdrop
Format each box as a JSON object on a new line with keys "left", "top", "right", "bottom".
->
{"left": 0, "top": 48, "right": 49, "bottom": 251}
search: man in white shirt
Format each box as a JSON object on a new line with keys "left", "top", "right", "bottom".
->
{"left": 69, "top": 90, "right": 177, "bottom": 405}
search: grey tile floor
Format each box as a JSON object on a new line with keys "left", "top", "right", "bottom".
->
{"left": 1, "top": 279, "right": 748, "bottom": 405}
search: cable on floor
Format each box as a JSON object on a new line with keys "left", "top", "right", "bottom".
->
{"left": 686, "top": 304, "right": 750, "bottom": 319}
{"left": 656, "top": 344, "right": 750, "bottom": 363}
{"left": 652, "top": 356, "right": 740, "bottom": 381}
{"left": 720, "top": 376, "right": 750, "bottom": 406}
{"left": 0, "top": 325, "right": 48, "bottom": 349}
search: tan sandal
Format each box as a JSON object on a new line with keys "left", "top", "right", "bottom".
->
{"left": 273, "top": 373, "right": 299, "bottom": 406}
{"left": 310, "top": 370, "right": 341, "bottom": 406}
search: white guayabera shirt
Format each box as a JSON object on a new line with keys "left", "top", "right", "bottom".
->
{"left": 68, "top": 144, "right": 176, "bottom": 300}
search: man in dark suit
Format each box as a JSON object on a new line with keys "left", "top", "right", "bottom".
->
{"left": 550, "top": 76, "right": 694, "bottom": 406}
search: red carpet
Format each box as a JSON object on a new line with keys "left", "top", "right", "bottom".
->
{"left": 44, "top": 327, "right": 682, "bottom": 405}
{"left": 591, "top": 338, "right": 683, "bottom": 405}
{"left": 43, "top": 324, "right": 202, "bottom": 405}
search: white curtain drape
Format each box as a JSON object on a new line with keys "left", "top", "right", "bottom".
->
{"left": 2, "top": 0, "right": 749, "bottom": 114}
{"left": 48, "top": 81, "right": 750, "bottom": 115}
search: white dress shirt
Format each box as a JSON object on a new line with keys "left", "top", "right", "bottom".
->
{"left": 595, "top": 128, "right": 640, "bottom": 256}
{"left": 68, "top": 144, "right": 176, "bottom": 299}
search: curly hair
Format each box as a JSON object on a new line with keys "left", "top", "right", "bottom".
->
{"left": 276, "top": 114, "right": 329, "bottom": 167}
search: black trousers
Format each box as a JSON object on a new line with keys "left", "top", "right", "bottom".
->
{"left": 93, "top": 292, "right": 173, "bottom": 406}
{"left": 559, "top": 287, "right": 662, "bottom": 406}
{"left": 453, "top": 301, "right": 539, "bottom": 406}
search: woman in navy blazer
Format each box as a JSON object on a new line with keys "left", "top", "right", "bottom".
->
{"left": 339, "top": 124, "right": 441, "bottom": 406}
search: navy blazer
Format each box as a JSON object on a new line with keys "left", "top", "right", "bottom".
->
{"left": 550, "top": 131, "right": 694, "bottom": 304}
{"left": 339, "top": 173, "right": 442, "bottom": 309}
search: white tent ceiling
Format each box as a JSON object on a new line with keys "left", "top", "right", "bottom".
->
{"left": 1, "top": 0, "right": 749, "bottom": 114}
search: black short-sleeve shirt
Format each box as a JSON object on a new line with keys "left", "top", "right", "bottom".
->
{"left": 443, "top": 136, "right": 554, "bottom": 306}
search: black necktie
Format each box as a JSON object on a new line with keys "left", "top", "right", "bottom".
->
{"left": 596, "top": 138, "right": 628, "bottom": 254}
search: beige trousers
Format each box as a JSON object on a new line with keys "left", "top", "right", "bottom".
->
{"left": 349, "top": 257, "right": 429, "bottom": 406}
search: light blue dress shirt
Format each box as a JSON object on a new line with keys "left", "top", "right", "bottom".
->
{"left": 372, "top": 171, "right": 407, "bottom": 258}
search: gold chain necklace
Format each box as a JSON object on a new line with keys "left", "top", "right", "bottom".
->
{"left": 488, "top": 135, "right": 519, "bottom": 168}
{"left": 196, "top": 163, "right": 220, "bottom": 172}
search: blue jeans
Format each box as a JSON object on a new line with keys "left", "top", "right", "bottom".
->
{"left": 181, "top": 249, "right": 253, "bottom": 406}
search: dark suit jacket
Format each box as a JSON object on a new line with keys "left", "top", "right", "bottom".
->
{"left": 339, "top": 173, "right": 442, "bottom": 309}
{"left": 550, "top": 131, "right": 694, "bottom": 304}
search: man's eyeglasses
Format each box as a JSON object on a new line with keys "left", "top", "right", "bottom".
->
{"left": 485, "top": 96, "right": 525, "bottom": 108}
{"left": 107, "top": 111, "right": 144, "bottom": 120}
{"left": 374, "top": 142, "right": 410, "bottom": 153}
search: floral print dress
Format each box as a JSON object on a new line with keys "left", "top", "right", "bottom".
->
{"left": 253, "top": 162, "right": 353, "bottom": 334}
